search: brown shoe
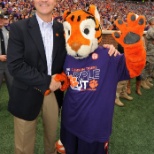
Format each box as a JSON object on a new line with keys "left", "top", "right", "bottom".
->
{"left": 115, "top": 98, "right": 124, "bottom": 107}
{"left": 136, "top": 80, "right": 142, "bottom": 95}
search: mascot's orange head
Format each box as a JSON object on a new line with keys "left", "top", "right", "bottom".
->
{"left": 63, "top": 5, "right": 102, "bottom": 59}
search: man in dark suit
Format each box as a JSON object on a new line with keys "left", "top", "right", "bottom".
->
{"left": 7, "top": 0, "right": 66, "bottom": 154}
{"left": 0, "top": 14, "right": 12, "bottom": 96}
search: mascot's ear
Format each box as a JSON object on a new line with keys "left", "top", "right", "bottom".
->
{"left": 63, "top": 10, "right": 71, "bottom": 20}
{"left": 88, "top": 5, "right": 100, "bottom": 23}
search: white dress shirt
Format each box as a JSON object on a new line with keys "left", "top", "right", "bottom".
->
{"left": 36, "top": 14, "right": 53, "bottom": 75}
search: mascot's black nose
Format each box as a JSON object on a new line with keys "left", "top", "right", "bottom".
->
{"left": 71, "top": 42, "right": 81, "bottom": 52}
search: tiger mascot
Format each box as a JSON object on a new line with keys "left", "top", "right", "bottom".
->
{"left": 55, "top": 5, "right": 146, "bottom": 154}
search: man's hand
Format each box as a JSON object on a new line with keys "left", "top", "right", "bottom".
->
{"left": 49, "top": 74, "right": 62, "bottom": 92}
{"left": 54, "top": 72, "right": 70, "bottom": 91}
{"left": 0, "top": 55, "right": 7, "bottom": 62}
{"left": 103, "top": 44, "right": 121, "bottom": 57}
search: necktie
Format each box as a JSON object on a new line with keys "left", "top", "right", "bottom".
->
{"left": 0, "top": 29, "right": 5, "bottom": 55}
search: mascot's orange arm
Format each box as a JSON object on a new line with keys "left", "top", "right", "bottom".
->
{"left": 112, "top": 13, "right": 146, "bottom": 78}
{"left": 123, "top": 41, "right": 146, "bottom": 78}
{"left": 112, "top": 39, "right": 146, "bottom": 78}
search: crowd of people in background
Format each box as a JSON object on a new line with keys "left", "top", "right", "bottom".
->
{"left": 1, "top": 0, "right": 154, "bottom": 104}
{"left": 0, "top": 0, "right": 154, "bottom": 30}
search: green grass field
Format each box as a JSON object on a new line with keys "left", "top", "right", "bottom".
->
{"left": 0, "top": 80, "right": 154, "bottom": 154}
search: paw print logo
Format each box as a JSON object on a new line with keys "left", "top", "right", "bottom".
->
{"left": 68, "top": 75, "right": 78, "bottom": 87}
{"left": 89, "top": 80, "right": 98, "bottom": 89}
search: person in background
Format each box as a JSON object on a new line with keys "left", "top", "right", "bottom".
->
{"left": 8, "top": 14, "right": 15, "bottom": 24}
{"left": 127, "top": 75, "right": 143, "bottom": 96}
{"left": 0, "top": 13, "right": 12, "bottom": 95}
{"left": 143, "top": 17, "right": 154, "bottom": 86}
{"left": 115, "top": 44, "right": 133, "bottom": 107}
{"left": 18, "top": 14, "right": 25, "bottom": 20}
{"left": 3, "top": 14, "right": 10, "bottom": 31}
{"left": 127, "top": 36, "right": 153, "bottom": 95}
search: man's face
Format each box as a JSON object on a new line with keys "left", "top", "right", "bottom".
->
{"left": 34, "top": 0, "right": 56, "bottom": 17}
{"left": 151, "top": 20, "right": 154, "bottom": 26}
{"left": 3, "top": 18, "right": 9, "bottom": 26}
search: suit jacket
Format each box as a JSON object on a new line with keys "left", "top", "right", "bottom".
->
{"left": 7, "top": 15, "right": 66, "bottom": 121}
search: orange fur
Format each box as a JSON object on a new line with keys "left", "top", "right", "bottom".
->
{"left": 63, "top": 5, "right": 102, "bottom": 47}
{"left": 124, "top": 42, "right": 146, "bottom": 78}
{"left": 112, "top": 13, "right": 146, "bottom": 78}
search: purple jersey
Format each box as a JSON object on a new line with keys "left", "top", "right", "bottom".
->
{"left": 61, "top": 46, "right": 130, "bottom": 143}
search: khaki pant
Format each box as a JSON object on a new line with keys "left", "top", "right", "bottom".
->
{"left": 14, "top": 93, "right": 59, "bottom": 154}
{"left": 116, "top": 80, "right": 128, "bottom": 98}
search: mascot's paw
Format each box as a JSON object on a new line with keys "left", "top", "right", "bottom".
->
{"left": 55, "top": 140, "right": 66, "bottom": 154}
{"left": 112, "top": 13, "right": 145, "bottom": 47}
{"left": 54, "top": 72, "right": 70, "bottom": 91}
{"left": 44, "top": 72, "right": 69, "bottom": 96}
{"left": 112, "top": 13, "right": 146, "bottom": 78}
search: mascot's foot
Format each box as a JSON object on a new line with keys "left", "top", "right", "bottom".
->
{"left": 55, "top": 140, "right": 66, "bottom": 154}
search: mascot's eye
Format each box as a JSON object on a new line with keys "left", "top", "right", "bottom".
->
{"left": 68, "top": 30, "right": 70, "bottom": 35}
{"left": 84, "top": 28, "right": 89, "bottom": 35}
